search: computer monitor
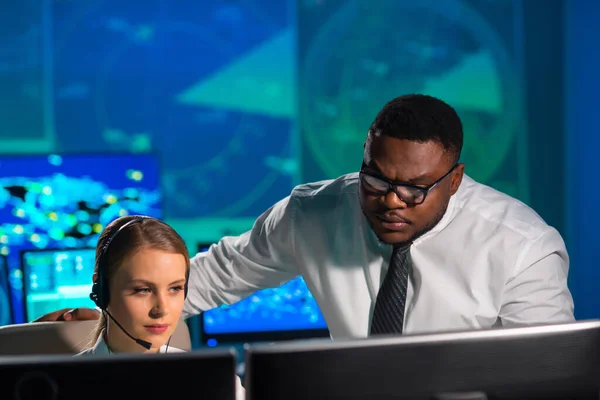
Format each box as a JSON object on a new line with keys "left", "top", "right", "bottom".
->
{"left": 0, "top": 152, "right": 162, "bottom": 323}
{"left": 197, "top": 243, "right": 329, "bottom": 345}
{"left": 0, "top": 349, "right": 238, "bottom": 400}
{"left": 0, "top": 255, "right": 12, "bottom": 325}
{"left": 244, "top": 321, "right": 600, "bottom": 400}
{"left": 20, "top": 248, "right": 96, "bottom": 322}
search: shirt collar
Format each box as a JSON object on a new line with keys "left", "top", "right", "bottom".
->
{"left": 91, "top": 331, "right": 172, "bottom": 355}
{"left": 412, "top": 187, "right": 458, "bottom": 245}
{"left": 90, "top": 332, "right": 111, "bottom": 355}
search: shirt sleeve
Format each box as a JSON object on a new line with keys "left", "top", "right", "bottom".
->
{"left": 499, "top": 228, "right": 575, "bottom": 326}
{"left": 182, "top": 194, "right": 300, "bottom": 318}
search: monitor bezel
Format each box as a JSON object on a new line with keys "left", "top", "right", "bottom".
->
{"left": 244, "top": 320, "right": 600, "bottom": 399}
{"left": 0, "top": 347, "right": 239, "bottom": 400}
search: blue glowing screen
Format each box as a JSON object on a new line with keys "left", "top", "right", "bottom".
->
{"left": 0, "top": 153, "right": 162, "bottom": 324}
{"left": 200, "top": 246, "right": 328, "bottom": 336}
{"left": 22, "top": 248, "right": 96, "bottom": 322}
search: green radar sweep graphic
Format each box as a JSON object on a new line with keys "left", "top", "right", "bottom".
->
{"left": 300, "top": 0, "right": 526, "bottom": 200}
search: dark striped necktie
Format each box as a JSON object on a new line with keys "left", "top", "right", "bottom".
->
{"left": 370, "top": 244, "right": 412, "bottom": 335}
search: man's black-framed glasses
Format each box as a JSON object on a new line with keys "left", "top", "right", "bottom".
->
{"left": 359, "top": 163, "right": 458, "bottom": 206}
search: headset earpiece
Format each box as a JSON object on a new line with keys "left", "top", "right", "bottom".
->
{"left": 89, "top": 282, "right": 102, "bottom": 308}
{"left": 89, "top": 269, "right": 109, "bottom": 309}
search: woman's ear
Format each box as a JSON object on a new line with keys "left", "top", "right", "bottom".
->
{"left": 92, "top": 272, "right": 98, "bottom": 284}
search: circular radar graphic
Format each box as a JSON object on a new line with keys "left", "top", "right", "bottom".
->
{"left": 53, "top": 1, "right": 293, "bottom": 219}
{"left": 301, "top": 0, "right": 523, "bottom": 185}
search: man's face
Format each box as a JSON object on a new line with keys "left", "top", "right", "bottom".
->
{"left": 359, "top": 134, "right": 464, "bottom": 246}
{"left": 106, "top": 248, "right": 187, "bottom": 353}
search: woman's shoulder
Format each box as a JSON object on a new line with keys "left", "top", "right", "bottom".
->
{"left": 75, "top": 343, "right": 185, "bottom": 356}
{"left": 74, "top": 333, "right": 108, "bottom": 357}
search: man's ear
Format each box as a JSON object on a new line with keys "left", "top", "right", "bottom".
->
{"left": 449, "top": 163, "right": 465, "bottom": 196}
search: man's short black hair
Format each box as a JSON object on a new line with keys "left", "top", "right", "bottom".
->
{"left": 368, "top": 94, "right": 463, "bottom": 163}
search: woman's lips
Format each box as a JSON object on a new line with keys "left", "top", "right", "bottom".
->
{"left": 144, "top": 324, "right": 169, "bottom": 334}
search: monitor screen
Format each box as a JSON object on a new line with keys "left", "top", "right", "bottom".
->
{"left": 0, "top": 153, "right": 162, "bottom": 323}
{"left": 245, "top": 321, "right": 600, "bottom": 400}
{"left": 0, "top": 349, "right": 238, "bottom": 400}
{"left": 199, "top": 243, "right": 329, "bottom": 344}
{"left": 21, "top": 248, "right": 96, "bottom": 322}
{"left": 0, "top": 255, "right": 11, "bottom": 325}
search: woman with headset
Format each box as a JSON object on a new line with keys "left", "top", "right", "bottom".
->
{"left": 77, "top": 215, "right": 189, "bottom": 355}
{"left": 76, "top": 216, "right": 245, "bottom": 399}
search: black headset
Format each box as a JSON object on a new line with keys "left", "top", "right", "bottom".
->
{"left": 89, "top": 216, "right": 189, "bottom": 310}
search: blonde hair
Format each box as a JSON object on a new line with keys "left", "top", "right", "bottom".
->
{"left": 86, "top": 216, "right": 190, "bottom": 349}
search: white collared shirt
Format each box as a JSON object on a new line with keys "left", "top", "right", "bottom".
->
{"left": 75, "top": 333, "right": 185, "bottom": 356}
{"left": 183, "top": 173, "right": 575, "bottom": 339}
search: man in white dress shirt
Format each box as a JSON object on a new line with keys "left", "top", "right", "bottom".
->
{"left": 43, "top": 94, "right": 575, "bottom": 338}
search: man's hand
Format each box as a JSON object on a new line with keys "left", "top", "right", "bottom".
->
{"left": 32, "top": 307, "right": 101, "bottom": 322}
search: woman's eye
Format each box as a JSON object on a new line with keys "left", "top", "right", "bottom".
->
{"left": 134, "top": 288, "right": 151, "bottom": 294}
{"left": 170, "top": 285, "right": 184, "bottom": 293}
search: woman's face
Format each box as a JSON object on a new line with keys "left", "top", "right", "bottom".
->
{"left": 106, "top": 248, "right": 187, "bottom": 353}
